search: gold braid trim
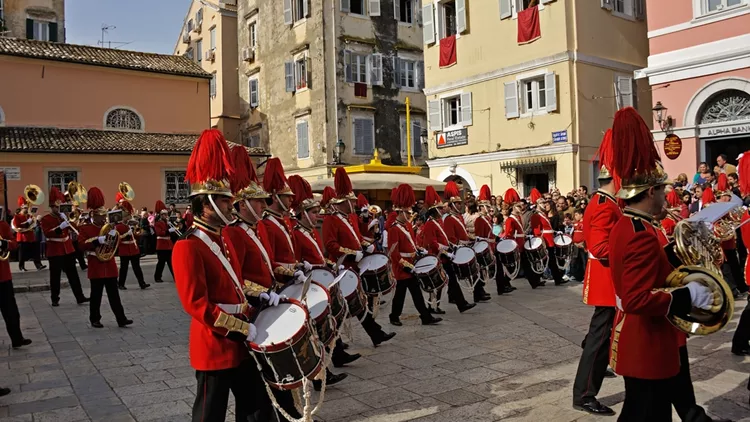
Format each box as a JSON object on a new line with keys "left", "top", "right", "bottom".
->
{"left": 459, "top": 239, "right": 473, "bottom": 246}
{"left": 214, "top": 312, "right": 250, "bottom": 336}
{"left": 361, "top": 240, "right": 372, "bottom": 248}
{"left": 274, "top": 266, "right": 295, "bottom": 276}
{"left": 325, "top": 258, "right": 337, "bottom": 267}
{"left": 243, "top": 280, "right": 267, "bottom": 297}
{"left": 399, "top": 259, "right": 415, "bottom": 270}
{"left": 339, "top": 247, "right": 359, "bottom": 256}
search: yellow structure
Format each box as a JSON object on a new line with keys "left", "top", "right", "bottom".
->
{"left": 422, "top": 0, "right": 652, "bottom": 196}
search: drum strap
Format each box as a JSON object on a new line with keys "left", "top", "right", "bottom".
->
{"left": 336, "top": 214, "right": 360, "bottom": 244}
{"left": 192, "top": 229, "right": 247, "bottom": 304}
{"left": 239, "top": 222, "right": 275, "bottom": 277}
{"left": 396, "top": 224, "right": 417, "bottom": 251}
{"left": 430, "top": 219, "right": 450, "bottom": 248}
{"left": 297, "top": 227, "right": 325, "bottom": 262}
{"left": 266, "top": 215, "right": 295, "bottom": 255}
{"left": 449, "top": 214, "right": 469, "bottom": 239}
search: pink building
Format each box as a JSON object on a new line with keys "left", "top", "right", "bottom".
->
{"left": 636, "top": 0, "right": 750, "bottom": 181}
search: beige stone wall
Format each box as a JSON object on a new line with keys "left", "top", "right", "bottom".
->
{"left": 3, "top": 0, "right": 65, "bottom": 41}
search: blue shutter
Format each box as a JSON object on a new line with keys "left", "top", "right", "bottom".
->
{"left": 363, "top": 119, "right": 374, "bottom": 154}
{"left": 285, "top": 61, "right": 295, "bottom": 92}
{"left": 297, "top": 121, "right": 309, "bottom": 158}
{"left": 412, "top": 120, "right": 422, "bottom": 157}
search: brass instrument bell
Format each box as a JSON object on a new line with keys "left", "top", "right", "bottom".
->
{"left": 119, "top": 182, "right": 135, "bottom": 202}
{"left": 67, "top": 181, "right": 88, "bottom": 205}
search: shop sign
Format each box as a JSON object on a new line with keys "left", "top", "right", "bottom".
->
{"left": 701, "top": 123, "right": 750, "bottom": 138}
{"left": 0, "top": 167, "right": 21, "bottom": 180}
{"left": 663, "top": 134, "right": 682, "bottom": 160}
{"left": 436, "top": 128, "right": 468, "bottom": 149}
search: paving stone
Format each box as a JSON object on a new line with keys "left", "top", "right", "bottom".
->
{"left": 432, "top": 387, "right": 486, "bottom": 406}
{"left": 314, "top": 397, "right": 373, "bottom": 420}
{"left": 351, "top": 387, "right": 422, "bottom": 409}
{"left": 8, "top": 395, "right": 80, "bottom": 417}
{"left": 32, "top": 405, "right": 88, "bottom": 422}
{"left": 129, "top": 400, "right": 192, "bottom": 421}
{"left": 450, "top": 367, "right": 509, "bottom": 384}
{"left": 119, "top": 388, "right": 193, "bottom": 407}
{"left": 114, "top": 381, "right": 169, "bottom": 397}
{"left": 19, "top": 378, "right": 71, "bottom": 392}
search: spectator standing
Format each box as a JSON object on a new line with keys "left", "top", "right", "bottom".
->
{"left": 715, "top": 153, "right": 737, "bottom": 175}
{"left": 693, "top": 162, "right": 709, "bottom": 185}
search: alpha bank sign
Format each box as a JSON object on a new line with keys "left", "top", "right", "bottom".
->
{"left": 701, "top": 122, "right": 750, "bottom": 138}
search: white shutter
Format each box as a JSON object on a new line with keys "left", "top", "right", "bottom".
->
{"left": 394, "top": 0, "right": 400, "bottom": 21}
{"left": 370, "top": 54, "right": 383, "bottom": 86}
{"left": 544, "top": 72, "right": 557, "bottom": 112}
{"left": 456, "top": 0, "right": 467, "bottom": 33}
{"left": 285, "top": 61, "right": 295, "bottom": 92}
{"left": 417, "top": 60, "right": 425, "bottom": 90}
{"left": 306, "top": 57, "right": 313, "bottom": 89}
{"left": 601, "top": 0, "right": 613, "bottom": 10}
{"left": 617, "top": 76, "right": 633, "bottom": 108}
{"left": 422, "top": 4, "right": 435, "bottom": 44}
{"left": 303, "top": 0, "right": 309, "bottom": 18}
{"left": 504, "top": 81, "right": 519, "bottom": 119}
{"left": 249, "top": 79, "right": 259, "bottom": 107}
{"left": 369, "top": 0, "right": 381, "bottom": 16}
{"left": 341, "top": 0, "right": 349, "bottom": 12}
{"left": 500, "top": 0, "right": 512, "bottom": 19}
{"left": 344, "top": 51, "right": 353, "bottom": 83}
{"left": 284, "top": 0, "right": 293, "bottom": 24}
{"left": 460, "top": 92, "right": 473, "bottom": 126}
{"left": 392, "top": 56, "right": 400, "bottom": 88}
{"left": 428, "top": 99, "right": 441, "bottom": 131}
{"left": 297, "top": 121, "right": 309, "bottom": 158}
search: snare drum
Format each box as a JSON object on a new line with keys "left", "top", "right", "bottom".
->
{"left": 358, "top": 253, "right": 395, "bottom": 296}
{"left": 337, "top": 269, "right": 368, "bottom": 319}
{"left": 553, "top": 234, "right": 573, "bottom": 263}
{"left": 452, "top": 246, "right": 480, "bottom": 282}
{"left": 413, "top": 255, "right": 448, "bottom": 292}
{"left": 310, "top": 268, "right": 346, "bottom": 329}
{"left": 281, "top": 281, "right": 336, "bottom": 346}
{"left": 524, "top": 236, "right": 548, "bottom": 275}
{"left": 496, "top": 239, "right": 520, "bottom": 279}
{"left": 249, "top": 299, "right": 325, "bottom": 390}
{"left": 472, "top": 240, "right": 495, "bottom": 267}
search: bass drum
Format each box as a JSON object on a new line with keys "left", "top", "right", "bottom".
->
{"left": 452, "top": 246, "right": 480, "bottom": 289}
{"left": 524, "top": 237, "right": 548, "bottom": 275}
{"left": 413, "top": 255, "right": 448, "bottom": 292}
{"left": 496, "top": 239, "right": 520, "bottom": 279}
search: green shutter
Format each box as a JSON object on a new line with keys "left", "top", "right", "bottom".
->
{"left": 26, "top": 19, "right": 34, "bottom": 39}
{"left": 49, "top": 22, "right": 58, "bottom": 42}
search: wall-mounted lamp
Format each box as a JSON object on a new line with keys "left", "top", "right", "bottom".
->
{"left": 652, "top": 101, "right": 674, "bottom": 132}
{"left": 333, "top": 139, "right": 346, "bottom": 165}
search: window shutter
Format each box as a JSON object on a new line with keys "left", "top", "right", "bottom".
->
{"left": 250, "top": 79, "right": 259, "bottom": 107}
{"left": 354, "top": 120, "right": 364, "bottom": 153}
{"left": 417, "top": 60, "right": 425, "bottom": 90}
{"left": 306, "top": 57, "right": 313, "bottom": 89}
{"left": 422, "top": 4, "right": 435, "bottom": 44}
{"left": 285, "top": 61, "right": 295, "bottom": 92}
{"left": 413, "top": 120, "right": 423, "bottom": 157}
{"left": 363, "top": 119, "right": 374, "bottom": 154}
{"left": 632, "top": 79, "right": 639, "bottom": 109}
{"left": 369, "top": 0, "right": 381, "bottom": 16}
{"left": 504, "top": 81, "right": 519, "bottom": 119}
{"left": 392, "top": 56, "right": 400, "bottom": 88}
{"left": 303, "top": 0, "right": 309, "bottom": 18}
{"left": 428, "top": 99, "right": 441, "bottom": 131}
{"left": 394, "top": 0, "right": 400, "bottom": 21}
{"left": 284, "top": 0, "right": 293, "bottom": 24}
{"left": 456, "top": 0, "right": 467, "bottom": 33}
{"left": 617, "top": 76, "right": 633, "bottom": 108}
{"left": 544, "top": 72, "right": 557, "bottom": 112}
{"left": 601, "top": 0, "right": 613, "bottom": 10}
{"left": 460, "top": 92, "right": 473, "bottom": 126}
{"left": 344, "top": 51, "right": 353, "bottom": 83}
{"left": 374, "top": 54, "right": 384, "bottom": 86}
{"left": 26, "top": 19, "right": 34, "bottom": 39}
{"left": 400, "top": 119, "right": 407, "bottom": 156}
{"left": 297, "top": 122, "right": 309, "bottom": 158}
{"left": 49, "top": 22, "right": 58, "bottom": 42}
{"left": 341, "top": 0, "right": 349, "bottom": 12}
{"left": 500, "top": 0, "right": 512, "bottom": 19}
{"left": 635, "top": 0, "right": 645, "bottom": 20}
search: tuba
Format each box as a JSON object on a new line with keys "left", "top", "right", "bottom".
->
{"left": 119, "top": 182, "right": 135, "bottom": 202}
{"left": 67, "top": 181, "right": 87, "bottom": 206}
{"left": 21, "top": 184, "right": 45, "bottom": 232}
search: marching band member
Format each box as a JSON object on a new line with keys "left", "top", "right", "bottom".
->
{"left": 530, "top": 194, "right": 567, "bottom": 286}
{"left": 421, "top": 186, "right": 475, "bottom": 314}
{"left": 388, "top": 184, "right": 442, "bottom": 327}
{"left": 733, "top": 152, "right": 750, "bottom": 357}
{"left": 323, "top": 168, "right": 396, "bottom": 347}
{"left": 114, "top": 193, "right": 149, "bottom": 290}
{"left": 572, "top": 129, "right": 619, "bottom": 416}
{"left": 356, "top": 194, "right": 382, "bottom": 250}
{"left": 12, "top": 196, "right": 45, "bottom": 271}
{"left": 78, "top": 187, "right": 132, "bottom": 329}
{"left": 608, "top": 107, "right": 715, "bottom": 421}
{"left": 0, "top": 216, "right": 32, "bottom": 348}
{"left": 443, "top": 181, "right": 491, "bottom": 302}
{"left": 503, "top": 198, "right": 542, "bottom": 289}
{"left": 153, "top": 201, "right": 175, "bottom": 283}
{"left": 476, "top": 185, "right": 513, "bottom": 295}
{"left": 716, "top": 175, "right": 745, "bottom": 298}
{"left": 40, "top": 187, "right": 89, "bottom": 306}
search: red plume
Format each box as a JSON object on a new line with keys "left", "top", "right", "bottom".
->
{"left": 739, "top": 152, "right": 750, "bottom": 196}
{"left": 229, "top": 146, "right": 252, "bottom": 194}
{"left": 666, "top": 189, "right": 680, "bottom": 208}
{"left": 49, "top": 187, "right": 65, "bottom": 205}
{"left": 478, "top": 185, "right": 491, "bottom": 202}
{"left": 701, "top": 187, "right": 715, "bottom": 205}
{"left": 503, "top": 188, "right": 520, "bottom": 204}
{"left": 596, "top": 129, "right": 621, "bottom": 192}
{"left": 185, "top": 129, "right": 235, "bottom": 185}
{"left": 444, "top": 181, "right": 461, "bottom": 201}
{"left": 530, "top": 188, "right": 542, "bottom": 204}
{"left": 334, "top": 167, "right": 353, "bottom": 198}
{"left": 87, "top": 187, "right": 105, "bottom": 210}
{"left": 321, "top": 186, "right": 336, "bottom": 208}
{"left": 716, "top": 173, "right": 728, "bottom": 192}
{"left": 17, "top": 195, "right": 26, "bottom": 207}
{"left": 390, "top": 187, "right": 398, "bottom": 204}
{"left": 263, "top": 158, "right": 289, "bottom": 194}
{"left": 611, "top": 107, "right": 661, "bottom": 180}
{"left": 386, "top": 211, "right": 397, "bottom": 229}
{"left": 154, "top": 200, "right": 167, "bottom": 213}
{"left": 425, "top": 186, "right": 442, "bottom": 208}
{"left": 357, "top": 193, "right": 369, "bottom": 209}
{"left": 288, "top": 175, "right": 313, "bottom": 209}
{"left": 394, "top": 184, "right": 416, "bottom": 209}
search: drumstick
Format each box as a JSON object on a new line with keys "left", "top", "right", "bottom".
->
{"left": 250, "top": 287, "right": 275, "bottom": 324}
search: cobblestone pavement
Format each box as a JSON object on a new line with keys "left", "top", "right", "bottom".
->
{"left": 0, "top": 263, "right": 748, "bottom": 421}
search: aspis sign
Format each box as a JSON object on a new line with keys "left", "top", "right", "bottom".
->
{"left": 663, "top": 134, "right": 682, "bottom": 160}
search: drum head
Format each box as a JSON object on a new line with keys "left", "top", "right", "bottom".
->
{"left": 554, "top": 234, "right": 573, "bottom": 247}
{"left": 496, "top": 239, "right": 517, "bottom": 253}
{"left": 282, "top": 282, "right": 329, "bottom": 320}
{"left": 453, "top": 247, "right": 475, "bottom": 264}
{"left": 472, "top": 241, "right": 489, "bottom": 253}
{"left": 359, "top": 253, "right": 389, "bottom": 272}
{"left": 525, "top": 237, "right": 543, "bottom": 251}
{"left": 414, "top": 255, "right": 439, "bottom": 274}
{"left": 254, "top": 303, "right": 307, "bottom": 347}
{"left": 310, "top": 269, "right": 337, "bottom": 289}
{"left": 337, "top": 270, "right": 360, "bottom": 296}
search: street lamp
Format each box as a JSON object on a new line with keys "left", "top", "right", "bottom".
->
{"left": 334, "top": 139, "right": 346, "bottom": 165}
{"left": 652, "top": 101, "right": 674, "bottom": 132}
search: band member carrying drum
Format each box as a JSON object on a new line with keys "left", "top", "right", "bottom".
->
{"left": 504, "top": 200, "right": 543, "bottom": 289}
{"left": 476, "top": 185, "right": 513, "bottom": 295}
{"left": 323, "top": 168, "right": 396, "bottom": 347}
{"left": 421, "top": 186, "right": 476, "bottom": 314}
{"left": 387, "top": 184, "right": 442, "bottom": 327}
{"left": 530, "top": 196, "right": 568, "bottom": 286}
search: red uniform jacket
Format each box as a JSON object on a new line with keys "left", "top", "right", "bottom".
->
{"left": 572, "top": 222, "right": 584, "bottom": 244}
{"left": 655, "top": 223, "right": 669, "bottom": 247}
{"left": 0, "top": 221, "right": 18, "bottom": 282}
{"left": 173, "top": 226, "right": 251, "bottom": 371}
{"left": 184, "top": 212, "right": 194, "bottom": 228}
{"left": 40, "top": 212, "right": 74, "bottom": 257}
{"left": 530, "top": 212, "right": 555, "bottom": 247}
{"left": 421, "top": 218, "right": 451, "bottom": 264}
{"left": 387, "top": 220, "right": 418, "bottom": 281}
{"left": 503, "top": 214, "right": 526, "bottom": 249}
{"left": 609, "top": 209, "right": 687, "bottom": 380}
{"left": 293, "top": 225, "right": 328, "bottom": 267}
{"left": 582, "top": 191, "right": 622, "bottom": 307}
{"left": 115, "top": 223, "right": 140, "bottom": 257}
{"left": 225, "top": 223, "right": 275, "bottom": 291}
{"left": 322, "top": 212, "right": 363, "bottom": 263}
{"left": 154, "top": 220, "right": 173, "bottom": 251}
{"left": 474, "top": 214, "right": 495, "bottom": 248}
{"left": 261, "top": 212, "right": 297, "bottom": 269}
{"left": 741, "top": 210, "right": 750, "bottom": 287}
{"left": 12, "top": 214, "right": 35, "bottom": 243}
{"left": 358, "top": 218, "right": 378, "bottom": 244}
{"left": 443, "top": 213, "right": 471, "bottom": 246}
{"left": 661, "top": 217, "right": 677, "bottom": 237}
{"left": 78, "top": 223, "right": 118, "bottom": 279}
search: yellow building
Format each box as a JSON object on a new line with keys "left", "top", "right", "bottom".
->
{"left": 173, "top": 0, "right": 241, "bottom": 142}
{"left": 422, "top": 0, "right": 652, "bottom": 196}
{"left": 1, "top": 0, "right": 65, "bottom": 42}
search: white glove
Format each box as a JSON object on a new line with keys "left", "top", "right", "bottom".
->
{"left": 260, "top": 291, "right": 281, "bottom": 307}
{"left": 59, "top": 212, "right": 67, "bottom": 219}
{"left": 59, "top": 221, "right": 70, "bottom": 230}
{"left": 338, "top": 265, "right": 345, "bottom": 271}
{"left": 293, "top": 270, "right": 306, "bottom": 284}
{"left": 168, "top": 227, "right": 176, "bottom": 233}
{"left": 445, "top": 253, "right": 455, "bottom": 260}
{"left": 366, "top": 244, "right": 375, "bottom": 254}
{"left": 303, "top": 261, "right": 313, "bottom": 272}
{"left": 26, "top": 218, "right": 33, "bottom": 224}
{"left": 109, "top": 230, "right": 117, "bottom": 237}
{"left": 355, "top": 251, "right": 363, "bottom": 262}
{"left": 247, "top": 323, "right": 257, "bottom": 342}
{"left": 97, "top": 236, "right": 107, "bottom": 243}
{"left": 439, "top": 244, "right": 449, "bottom": 251}
{"left": 685, "top": 280, "right": 713, "bottom": 311}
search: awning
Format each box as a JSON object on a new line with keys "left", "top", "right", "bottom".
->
{"left": 499, "top": 156, "right": 557, "bottom": 170}
{"left": 309, "top": 172, "right": 445, "bottom": 192}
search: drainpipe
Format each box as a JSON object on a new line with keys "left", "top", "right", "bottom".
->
{"left": 330, "top": 0, "right": 339, "bottom": 168}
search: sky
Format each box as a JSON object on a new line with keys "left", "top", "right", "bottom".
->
{"left": 65, "top": 0, "right": 192, "bottom": 54}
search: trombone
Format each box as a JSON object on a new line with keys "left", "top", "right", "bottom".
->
{"left": 168, "top": 220, "right": 183, "bottom": 237}
{"left": 52, "top": 204, "right": 79, "bottom": 235}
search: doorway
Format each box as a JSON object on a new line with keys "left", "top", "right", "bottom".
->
{"left": 704, "top": 135, "right": 750, "bottom": 169}
{"left": 523, "top": 173, "right": 549, "bottom": 197}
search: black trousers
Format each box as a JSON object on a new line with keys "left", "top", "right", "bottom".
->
{"left": 572, "top": 306, "right": 616, "bottom": 405}
{"left": 192, "top": 358, "right": 276, "bottom": 422}
{"left": 570, "top": 248, "right": 587, "bottom": 280}
{"left": 390, "top": 277, "right": 431, "bottom": 322}
{"left": 359, "top": 296, "right": 386, "bottom": 341}
{"left": 724, "top": 248, "right": 747, "bottom": 293}
{"left": 547, "top": 255, "right": 565, "bottom": 284}
{"left": 72, "top": 241, "right": 87, "bottom": 269}
{"left": 495, "top": 253, "right": 512, "bottom": 293}
{"left": 18, "top": 242, "right": 43, "bottom": 270}
{"left": 89, "top": 277, "right": 128, "bottom": 324}
{"left": 119, "top": 256, "right": 145, "bottom": 286}
{"left": 521, "top": 252, "right": 541, "bottom": 287}
{"left": 438, "top": 263, "right": 470, "bottom": 308}
{"left": 732, "top": 298, "right": 750, "bottom": 353}
{"left": 0, "top": 280, "right": 24, "bottom": 344}
{"left": 154, "top": 250, "right": 174, "bottom": 281}
{"left": 48, "top": 254, "right": 86, "bottom": 303}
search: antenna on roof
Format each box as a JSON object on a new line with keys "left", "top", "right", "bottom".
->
{"left": 98, "top": 24, "right": 132, "bottom": 49}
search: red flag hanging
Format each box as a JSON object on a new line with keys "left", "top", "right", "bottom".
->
{"left": 517, "top": 6, "right": 541, "bottom": 45}
{"left": 439, "top": 35, "right": 457, "bottom": 68}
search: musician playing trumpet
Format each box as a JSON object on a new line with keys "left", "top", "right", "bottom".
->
{"left": 153, "top": 201, "right": 175, "bottom": 283}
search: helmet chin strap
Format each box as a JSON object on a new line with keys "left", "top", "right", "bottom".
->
{"left": 303, "top": 209, "right": 313, "bottom": 227}
{"left": 244, "top": 199, "right": 261, "bottom": 222}
{"left": 275, "top": 194, "right": 288, "bottom": 212}
{"left": 208, "top": 195, "right": 235, "bottom": 226}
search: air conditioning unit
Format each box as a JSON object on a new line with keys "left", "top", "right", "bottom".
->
{"left": 182, "top": 31, "right": 190, "bottom": 43}
{"left": 241, "top": 47, "right": 255, "bottom": 62}
{"left": 205, "top": 50, "right": 216, "bottom": 62}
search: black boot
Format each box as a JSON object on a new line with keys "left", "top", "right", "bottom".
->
{"left": 313, "top": 372, "right": 348, "bottom": 391}
{"left": 332, "top": 351, "right": 361, "bottom": 368}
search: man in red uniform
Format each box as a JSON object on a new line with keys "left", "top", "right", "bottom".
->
{"left": 387, "top": 184, "right": 442, "bottom": 326}
{"left": 355, "top": 194, "right": 381, "bottom": 249}
{"left": 153, "top": 201, "right": 175, "bottom": 283}
{"left": 608, "top": 107, "right": 715, "bottom": 421}
{"left": 504, "top": 201, "right": 542, "bottom": 289}
{"left": 716, "top": 176, "right": 746, "bottom": 298}
{"left": 113, "top": 193, "right": 149, "bottom": 290}
{"left": 476, "top": 185, "right": 512, "bottom": 295}
{"left": 572, "top": 129, "right": 620, "bottom": 416}
{"left": 0, "top": 215, "right": 32, "bottom": 348}
{"left": 40, "top": 187, "right": 89, "bottom": 306}
{"left": 530, "top": 198, "right": 567, "bottom": 286}
{"left": 323, "top": 167, "right": 395, "bottom": 346}
{"left": 12, "top": 196, "right": 45, "bottom": 271}
{"left": 78, "top": 187, "right": 132, "bottom": 329}
{"left": 733, "top": 152, "right": 750, "bottom": 360}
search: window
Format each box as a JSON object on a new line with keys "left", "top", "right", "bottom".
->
{"left": 210, "top": 72, "right": 217, "bottom": 97}
{"left": 196, "top": 40, "right": 203, "bottom": 63}
{"left": 428, "top": 92, "right": 473, "bottom": 130}
{"left": 601, "top": 0, "right": 645, "bottom": 19}
{"left": 295, "top": 56, "right": 308, "bottom": 90}
{"left": 48, "top": 171, "right": 77, "bottom": 195}
{"left": 395, "top": 58, "right": 423, "bottom": 89}
{"left": 187, "top": 19, "right": 194, "bottom": 32}
{"left": 705, "top": 0, "right": 744, "bottom": 13}
{"left": 353, "top": 117, "right": 375, "bottom": 155}
{"left": 400, "top": 117, "right": 423, "bottom": 158}
{"left": 522, "top": 78, "right": 547, "bottom": 114}
{"left": 615, "top": 75, "right": 636, "bottom": 110}
{"left": 248, "top": 131, "right": 261, "bottom": 148}
{"left": 249, "top": 22, "right": 257, "bottom": 49}
{"left": 443, "top": 96, "right": 461, "bottom": 127}
{"left": 165, "top": 171, "right": 190, "bottom": 204}
{"left": 185, "top": 48, "right": 194, "bottom": 60}
{"left": 0, "top": 106, "right": 4, "bottom": 127}
{"left": 249, "top": 78, "right": 259, "bottom": 108}
{"left": 345, "top": 51, "right": 369, "bottom": 84}
{"left": 297, "top": 119, "right": 310, "bottom": 159}
{"left": 0, "top": 0, "right": 4, "bottom": 23}
{"left": 209, "top": 27, "right": 216, "bottom": 50}
{"left": 397, "top": 0, "right": 414, "bottom": 23}
{"left": 104, "top": 108, "right": 143, "bottom": 131}
{"left": 504, "top": 73, "right": 557, "bottom": 118}
{"left": 344, "top": 0, "right": 365, "bottom": 14}
{"left": 285, "top": 52, "right": 311, "bottom": 92}
{"left": 441, "top": 1, "right": 457, "bottom": 38}
{"left": 196, "top": 8, "right": 204, "bottom": 26}
{"left": 284, "top": 0, "right": 309, "bottom": 24}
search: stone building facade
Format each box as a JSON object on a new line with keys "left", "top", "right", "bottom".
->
{"left": 1, "top": 0, "right": 65, "bottom": 42}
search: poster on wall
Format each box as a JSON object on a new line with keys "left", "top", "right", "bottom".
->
{"left": 663, "top": 134, "right": 682, "bottom": 160}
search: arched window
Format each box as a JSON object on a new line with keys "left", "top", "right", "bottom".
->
{"left": 699, "top": 90, "right": 750, "bottom": 124}
{"left": 104, "top": 107, "right": 143, "bottom": 131}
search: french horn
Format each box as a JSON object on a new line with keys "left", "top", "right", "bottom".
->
{"left": 0, "top": 235, "right": 9, "bottom": 261}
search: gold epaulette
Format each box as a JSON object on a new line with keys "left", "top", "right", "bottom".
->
{"left": 243, "top": 280, "right": 267, "bottom": 297}
{"left": 399, "top": 259, "right": 415, "bottom": 270}
{"left": 214, "top": 312, "right": 249, "bottom": 336}
{"left": 339, "top": 247, "right": 359, "bottom": 256}
{"left": 325, "top": 258, "right": 336, "bottom": 267}
{"left": 361, "top": 240, "right": 372, "bottom": 247}
{"left": 274, "top": 266, "right": 295, "bottom": 277}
